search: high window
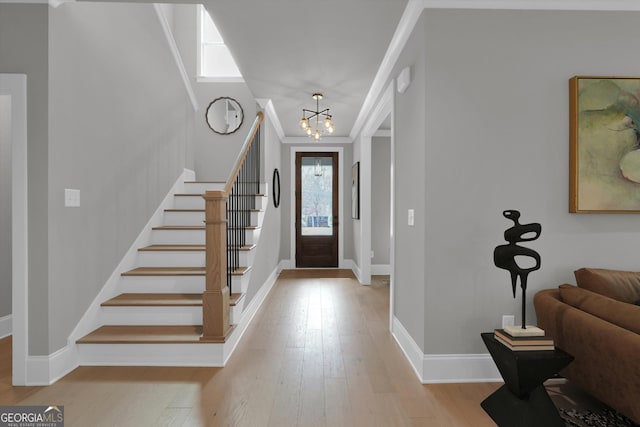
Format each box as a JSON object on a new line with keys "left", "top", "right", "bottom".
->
{"left": 198, "top": 5, "right": 243, "bottom": 82}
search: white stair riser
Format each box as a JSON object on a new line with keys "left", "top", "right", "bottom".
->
{"left": 174, "top": 196, "right": 204, "bottom": 210}
{"left": 238, "top": 250, "right": 255, "bottom": 267}
{"left": 230, "top": 300, "right": 244, "bottom": 324}
{"left": 175, "top": 195, "right": 267, "bottom": 211}
{"left": 77, "top": 343, "right": 225, "bottom": 366}
{"left": 100, "top": 306, "right": 202, "bottom": 325}
{"left": 228, "top": 211, "right": 261, "bottom": 228}
{"left": 164, "top": 211, "right": 204, "bottom": 226}
{"left": 151, "top": 229, "right": 204, "bottom": 245}
{"left": 255, "top": 196, "right": 267, "bottom": 211}
{"left": 137, "top": 251, "right": 205, "bottom": 267}
{"left": 184, "top": 182, "right": 224, "bottom": 193}
{"left": 119, "top": 276, "right": 205, "bottom": 293}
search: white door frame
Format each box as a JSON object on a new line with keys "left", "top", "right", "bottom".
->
{"left": 359, "top": 81, "right": 394, "bottom": 328}
{"left": 289, "top": 146, "right": 345, "bottom": 269}
{"left": 1, "top": 74, "right": 29, "bottom": 385}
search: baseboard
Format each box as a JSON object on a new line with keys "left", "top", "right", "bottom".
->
{"left": 279, "top": 259, "right": 292, "bottom": 270}
{"left": 222, "top": 262, "right": 282, "bottom": 364}
{"left": 391, "top": 316, "right": 424, "bottom": 381}
{"left": 422, "top": 353, "right": 500, "bottom": 384}
{"left": 0, "top": 315, "right": 11, "bottom": 339}
{"left": 391, "top": 316, "right": 501, "bottom": 384}
{"left": 25, "top": 345, "right": 78, "bottom": 386}
{"left": 371, "top": 264, "right": 390, "bottom": 275}
{"left": 350, "top": 260, "right": 363, "bottom": 283}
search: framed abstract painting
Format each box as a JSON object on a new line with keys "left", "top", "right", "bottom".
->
{"left": 352, "top": 162, "right": 360, "bottom": 219}
{"left": 570, "top": 76, "right": 640, "bottom": 213}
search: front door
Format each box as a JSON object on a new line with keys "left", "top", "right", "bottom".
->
{"left": 296, "top": 152, "right": 339, "bottom": 267}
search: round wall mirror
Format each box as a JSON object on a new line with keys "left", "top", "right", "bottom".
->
{"left": 205, "top": 97, "right": 244, "bottom": 135}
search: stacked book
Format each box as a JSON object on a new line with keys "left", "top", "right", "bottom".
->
{"left": 494, "top": 328, "right": 555, "bottom": 351}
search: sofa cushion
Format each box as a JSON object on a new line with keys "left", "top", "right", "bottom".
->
{"left": 559, "top": 284, "right": 640, "bottom": 335}
{"left": 574, "top": 267, "right": 640, "bottom": 305}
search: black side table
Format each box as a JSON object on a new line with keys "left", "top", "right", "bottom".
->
{"left": 480, "top": 332, "right": 573, "bottom": 427}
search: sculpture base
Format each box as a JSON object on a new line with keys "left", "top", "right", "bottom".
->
{"left": 504, "top": 325, "right": 545, "bottom": 337}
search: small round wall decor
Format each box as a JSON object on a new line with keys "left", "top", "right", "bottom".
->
{"left": 272, "top": 168, "right": 280, "bottom": 208}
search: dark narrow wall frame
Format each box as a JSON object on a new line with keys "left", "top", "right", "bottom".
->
{"left": 272, "top": 168, "right": 280, "bottom": 208}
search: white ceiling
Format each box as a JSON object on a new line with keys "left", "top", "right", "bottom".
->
{"left": 204, "top": 0, "right": 408, "bottom": 138}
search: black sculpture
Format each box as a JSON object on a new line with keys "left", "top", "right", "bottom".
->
{"left": 494, "top": 210, "right": 541, "bottom": 330}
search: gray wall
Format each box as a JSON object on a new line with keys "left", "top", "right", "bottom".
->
{"left": 0, "top": 96, "right": 11, "bottom": 318}
{"left": 371, "top": 137, "right": 390, "bottom": 266}
{"left": 279, "top": 144, "right": 354, "bottom": 264}
{"left": 389, "top": 15, "right": 427, "bottom": 351}
{"left": 415, "top": 9, "right": 640, "bottom": 354}
{"left": 245, "top": 117, "right": 282, "bottom": 304}
{"left": 193, "top": 83, "right": 257, "bottom": 181}
{"left": 0, "top": 4, "right": 50, "bottom": 355}
{"left": 47, "top": 2, "right": 192, "bottom": 353}
{"left": 172, "top": 4, "right": 256, "bottom": 182}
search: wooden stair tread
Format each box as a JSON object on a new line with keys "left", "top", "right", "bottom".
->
{"left": 228, "top": 244, "right": 256, "bottom": 251}
{"left": 174, "top": 193, "right": 205, "bottom": 197}
{"left": 121, "top": 266, "right": 250, "bottom": 276}
{"left": 138, "top": 244, "right": 205, "bottom": 252}
{"left": 122, "top": 267, "right": 205, "bottom": 276}
{"left": 102, "top": 293, "right": 202, "bottom": 307}
{"left": 232, "top": 266, "right": 251, "bottom": 276}
{"left": 230, "top": 293, "right": 245, "bottom": 306}
{"left": 152, "top": 226, "right": 204, "bottom": 230}
{"left": 76, "top": 325, "right": 207, "bottom": 344}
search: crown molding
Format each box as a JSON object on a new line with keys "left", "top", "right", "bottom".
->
{"left": 283, "top": 136, "right": 353, "bottom": 145}
{"left": 422, "top": 0, "right": 640, "bottom": 10}
{"left": 351, "top": 0, "right": 640, "bottom": 140}
{"left": 256, "top": 98, "right": 285, "bottom": 141}
{"left": 349, "top": 0, "right": 424, "bottom": 140}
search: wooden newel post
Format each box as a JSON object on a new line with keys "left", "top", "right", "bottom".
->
{"left": 201, "top": 190, "right": 232, "bottom": 342}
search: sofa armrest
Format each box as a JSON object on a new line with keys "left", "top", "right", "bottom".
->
{"left": 534, "top": 288, "right": 640, "bottom": 424}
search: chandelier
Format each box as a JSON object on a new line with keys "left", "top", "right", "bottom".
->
{"left": 299, "top": 93, "right": 334, "bottom": 141}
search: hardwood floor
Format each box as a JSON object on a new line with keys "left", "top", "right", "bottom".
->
{"left": 0, "top": 271, "right": 500, "bottom": 426}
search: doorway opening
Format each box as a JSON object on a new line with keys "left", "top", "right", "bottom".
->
{"left": 1, "top": 74, "right": 28, "bottom": 385}
{"left": 295, "top": 152, "right": 339, "bottom": 268}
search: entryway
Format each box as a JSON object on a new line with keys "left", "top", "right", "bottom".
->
{"left": 295, "top": 152, "right": 339, "bottom": 268}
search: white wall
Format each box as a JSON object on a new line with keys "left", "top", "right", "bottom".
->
{"left": 47, "top": 2, "right": 193, "bottom": 353}
{"left": 0, "top": 4, "right": 50, "bottom": 355}
{"left": 372, "top": 137, "right": 391, "bottom": 266}
{"left": 0, "top": 96, "right": 11, "bottom": 318}
{"left": 419, "top": 9, "right": 640, "bottom": 354}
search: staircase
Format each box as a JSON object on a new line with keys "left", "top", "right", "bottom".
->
{"left": 75, "top": 180, "right": 267, "bottom": 365}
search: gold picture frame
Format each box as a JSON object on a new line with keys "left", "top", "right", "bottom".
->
{"left": 570, "top": 76, "right": 640, "bottom": 213}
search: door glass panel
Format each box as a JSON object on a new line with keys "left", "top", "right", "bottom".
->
{"left": 301, "top": 156, "right": 333, "bottom": 236}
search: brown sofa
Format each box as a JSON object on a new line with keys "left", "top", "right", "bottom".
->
{"left": 534, "top": 268, "right": 640, "bottom": 424}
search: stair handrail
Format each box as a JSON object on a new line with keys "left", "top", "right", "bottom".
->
{"left": 201, "top": 111, "right": 264, "bottom": 342}
{"left": 224, "top": 111, "right": 264, "bottom": 194}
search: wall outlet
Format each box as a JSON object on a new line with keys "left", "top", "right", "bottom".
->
{"left": 64, "top": 189, "right": 80, "bottom": 207}
{"left": 408, "top": 209, "right": 414, "bottom": 226}
{"left": 502, "top": 315, "right": 515, "bottom": 329}
{"left": 370, "top": 250, "right": 374, "bottom": 258}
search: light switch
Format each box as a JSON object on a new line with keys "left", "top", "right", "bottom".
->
{"left": 65, "top": 189, "right": 80, "bottom": 207}
{"left": 408, "top": 209, "right": 414, "bottom": 226}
